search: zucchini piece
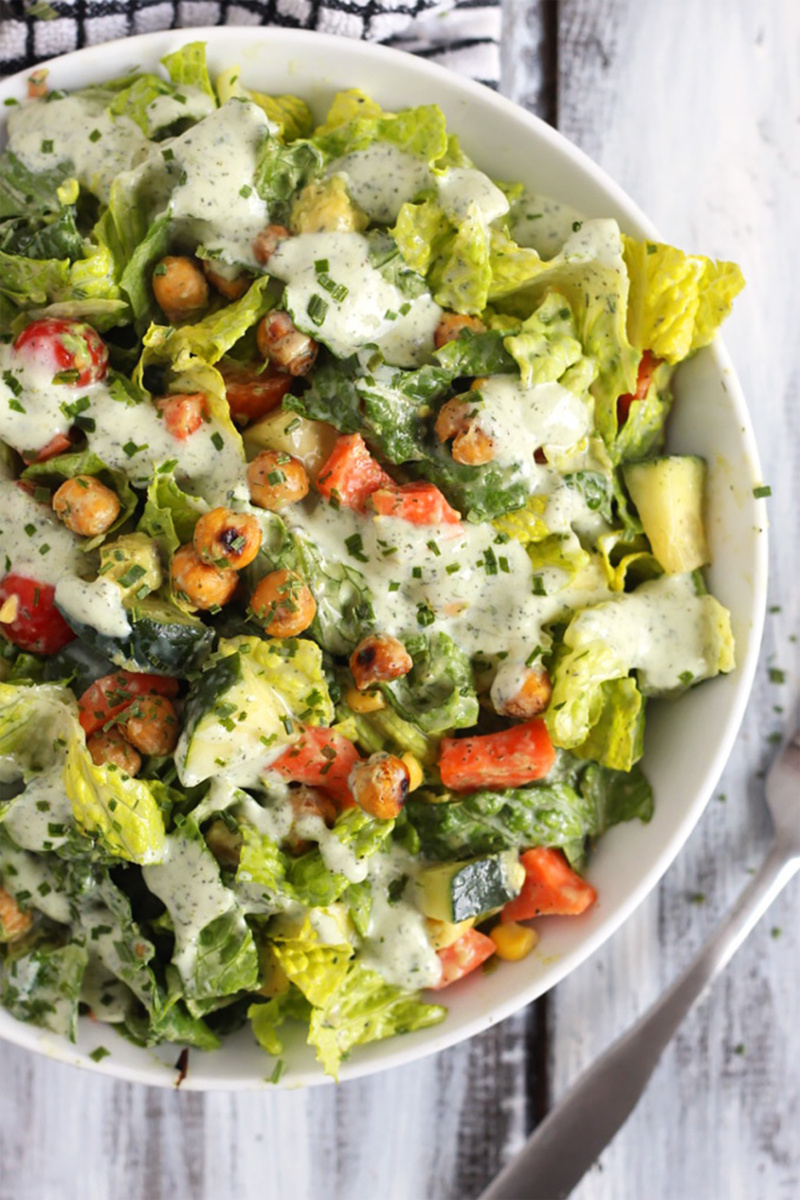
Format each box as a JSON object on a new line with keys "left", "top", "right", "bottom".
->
{"left": 99, "top": 533, "right": 162, "bottom": 602}
{"left": 58, "top": 595, "right": 214, "bottom": 676}
{"left": 415, "top": 851, "right": 524, "bottom": 923}
{"left": 623, "top": 455, "right": 709, "bottom": 574}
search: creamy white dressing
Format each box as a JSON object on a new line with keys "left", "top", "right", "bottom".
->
{"left": 566, "top": 573, "right": 729, "bottom": 693}
{"left": 436, "top": 166, "right": 509, "bottom": 226}
{"left": 54, "top": 575, "right": 130, "bottom": 637}
{"left": 0, "top": 343, "right": 244, "bottom": 504}
{"left": 7, "top": 93, "right": 150, "bottom": 203}
{"left": 79, "top": 957, "right": 131, "bottom": 1022}
{"left": 167, "top": 100, "right": 271, "bottom": 267}
{"left": 2, "top": 766, "right": 73, "bottom": 852}
{"left": 269, "top": 231, "right": 441, "bottom": 366}
{"left": 0, "top": 839, "right": 72, "bottom": 924}
{"left": 0, "top": 480, "right": 86, "bottom": 585}
{"left": 329, "top": 144, "right": 434, "bottom": 224}
{"left": 511, "top": 190, "right": 586, "bottom": 259}
{"left": 142, "top": 830, "right": 238, "bottom": 986}
{"left": 472, "top": 376, "right": 593, "bottom": 483}
{"left": 286, "top": 495, "right": 592, "bottom": 668}
{"left": 145, "top": 86, "right": 216, "bottom": 136}
{"left": 293, "top": 812, "right": 370, "bottom": 884}
{"left": 358, "top": 846, "right": 441, "bottom": 990}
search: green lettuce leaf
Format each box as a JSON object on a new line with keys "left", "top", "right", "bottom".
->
{"left": 569, "top": 676, "right": 645, "bottom": 771}
{"left": 138, "top": 472, "right": 205, "bottom": 559}
{"left": 381, "top": 633, "right": 478, "bottom": 735}
{"left": 248, "top": 987, "right": 310, "bottom": 1057}
{"left": 271, "top": 920, "right": 353, "bottom": 1007}
{"left": 308, "top": 960, "right": 445, "bottom": 1079}
{"left": 406, "top": 779, "right": 596, "bottom": 861}
{"left": 503, "top": 291, "right": 589, "bottom": 388}
{"left": 253, "top": 136, "right": 324, "bottom": 224}
{"left": 313, "top": 92, "right": 449, "bottom": 168}
{"left": 623, "top": 236, "right": 745, "bottom": 364}
{"left": 22, "top": 449, "right": 137, "bottom": 551}
{"left": 0, "top": 681, "right": 78, "bottom": 775}
{"left": 142, "top": 822, "right": 259, "bottom": 1012}
{"left": 0, "top": 940, "right": 88, "bottom": 1040}
{"left": 160, "top": 42, "right": 216, "bottom": 104}
{"left": 489, "top": 220, "right": 641, "bottom": 450}
{"left": 64, "top": 735, "right": 168, "bottom": 865}
{"left": 145, "top": 276, "right": 273, "bottom": 365}
{"left": 215, "top": 67, "right": 314, "bottom": 141}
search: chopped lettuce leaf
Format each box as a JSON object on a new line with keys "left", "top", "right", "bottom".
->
{"left": 0, "top": 681, "right": 78, "bottom": 775}
{"left": 271, "top": 921, "right": 353, "bottom": 1007}
{"left": 1, "top": 940, "right": 88, "bottom": 1040}
{"left": 64, "top": 736, "right": 168, "bottom": 865}
{"left": 308, "top": 960, "right": 445, "bottom": 1079}
{"left": 215, "top": 67, "right": 314, "bottom": 141}
{"left": 381, "top": 633, "right": 478, "bottom": 735}
{"left": 142, "top": 823, "right": 259, "bottom": 1011}
{"left": 503, "top": 291, "right": 590, "bottom": 388}
{"left": 624, "top": 236, "right": 745, "bottom": 364}
{"left": 160, "top": 42, "right": 217, "bottom": 104}
{"left": 313, "top": 93, "right": 448, "bottom": 168}
{"left": 146, "top": 275, "right": 273, "bottom": 366}
{"left": 569, "top": 676, "right": 645, "bottom": 771}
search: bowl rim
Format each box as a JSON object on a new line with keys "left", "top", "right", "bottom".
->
{"left": 0, "top": 25, "right": 768, "bottom": 1090}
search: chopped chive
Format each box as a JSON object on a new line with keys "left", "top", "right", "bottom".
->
{"left": 211, "top": 432, "right": 224, "bottom": 451}
{"left": 307, "top": 294, "right": 328, "bottom": 326}
{"left": 89, "top": 128, "right": 102, "bottom": 142}
{"left": 753, "top": 485, "right": 771, "bottom": 498}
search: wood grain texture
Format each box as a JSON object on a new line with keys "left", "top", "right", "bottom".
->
{"left": 550, "top": 2, "right": 800, "bottom": 1198}
{"left": 1, "top": 4, "right": 798, "bottom": 1199}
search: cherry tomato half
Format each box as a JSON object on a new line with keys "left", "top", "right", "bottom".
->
{"left": 14, "top": 318, "right": 109, "bottom": 388}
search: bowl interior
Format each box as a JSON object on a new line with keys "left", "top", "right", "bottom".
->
{"left": 0, "top": 27, "right": 767, "bottom": 1088}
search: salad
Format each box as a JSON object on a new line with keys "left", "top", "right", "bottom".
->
{"left": 0, "top": 43, "right": 744, "bottom": 1078}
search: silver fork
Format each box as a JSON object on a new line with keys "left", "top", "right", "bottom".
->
{"left": 480, "top": 729, "right": 800, "bottom": 1200}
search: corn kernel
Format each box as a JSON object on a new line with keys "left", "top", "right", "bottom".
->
{"left": 400, "top": 751, "right": 424, "bottom": 792}
{"left": 0, "top": 595, "right": 20, "bottom": 624}
{"left": 345, "top": 687, "right": 385, "bottom": 714}
{"left": 490, "top": 921, "right": 539, "bottom": 961}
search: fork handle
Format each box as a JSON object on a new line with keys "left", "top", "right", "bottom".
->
{"left": 479, "top": 844, "right": 800, "bottom": 1200}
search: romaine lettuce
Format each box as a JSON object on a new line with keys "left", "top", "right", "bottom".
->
{"left": 624, "top": 236, "right": 745, "bottom": 364}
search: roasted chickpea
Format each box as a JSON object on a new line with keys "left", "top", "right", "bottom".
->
{"left": 202, "top": 260, "right": 250, "bottom": 301}
{"left": 193, "top": 507, "right": 262, "bottom": 570}
{"left": 0, "top": 886, "right": 34, "bottom": 942}
{"left": 434, "top": 396, "right": 494, "bottom": 466}
{"left": 52, "top": 475, "right": 120, "bottom": 537}
{"left": 350, "top": 633, "right": 413, "bottom": 691}
{"left": 247, "top": 449, "right": 310, "bottom": 511}
{"left": 257, "top": 311, "right": 318, "bottom": 376}
{"left": 171, "top": 543, "right": 239, "bottom": 610}
{"left": 87, "top": 729, "right": 142, "bottom": 777}
{"left": 152, "top": 256, "right": 209, "bottom": 324}
{"left": 349, "top": 752, "right": 409, "bottom": 820}
{"left": 123, "top": 695, "right": 180, "bottom": 757}
{"left": 253, "top": 224, "right": 292, "bottom": 265}
{"left": 285, "top": 786, "right": 338, "bottom": 855}
{"left": 433, "top": 312, "right": 486, "bottom": 349}
{"left": 250, "top": 569, "right": 316, "bottom": 637}
{"left": 156, "top": 392, "right": 208, "bottom": 440}
{"left": 219, "top": 360, "right": 293, "bottom": 425}
{"left": 492, "top": 666, "right": 552, "bottom": 719}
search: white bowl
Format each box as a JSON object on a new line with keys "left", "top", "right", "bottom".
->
{"left": 0, "top": 27, "right": 767, "bottom": 1089}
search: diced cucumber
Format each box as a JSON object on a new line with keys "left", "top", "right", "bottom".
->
{"left": 59, "top": 595, "right": 214, "bottom": 676}
{"left": 623, "top": 455, "right": 709, "bottom": 574}
{"left": 415, "top": 851, "right": 524, "bottom": 923}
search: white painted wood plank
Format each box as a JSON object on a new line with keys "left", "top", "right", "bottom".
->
{"left": 0, "top": 1011, "right": 531, "bottom": 1200}
{"left": 550, "top": 2, "right": 800, "bottom": 1197}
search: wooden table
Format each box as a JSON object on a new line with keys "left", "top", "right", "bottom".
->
{"left": 1, "top": 3, "right": 798, "bottom": 1198}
